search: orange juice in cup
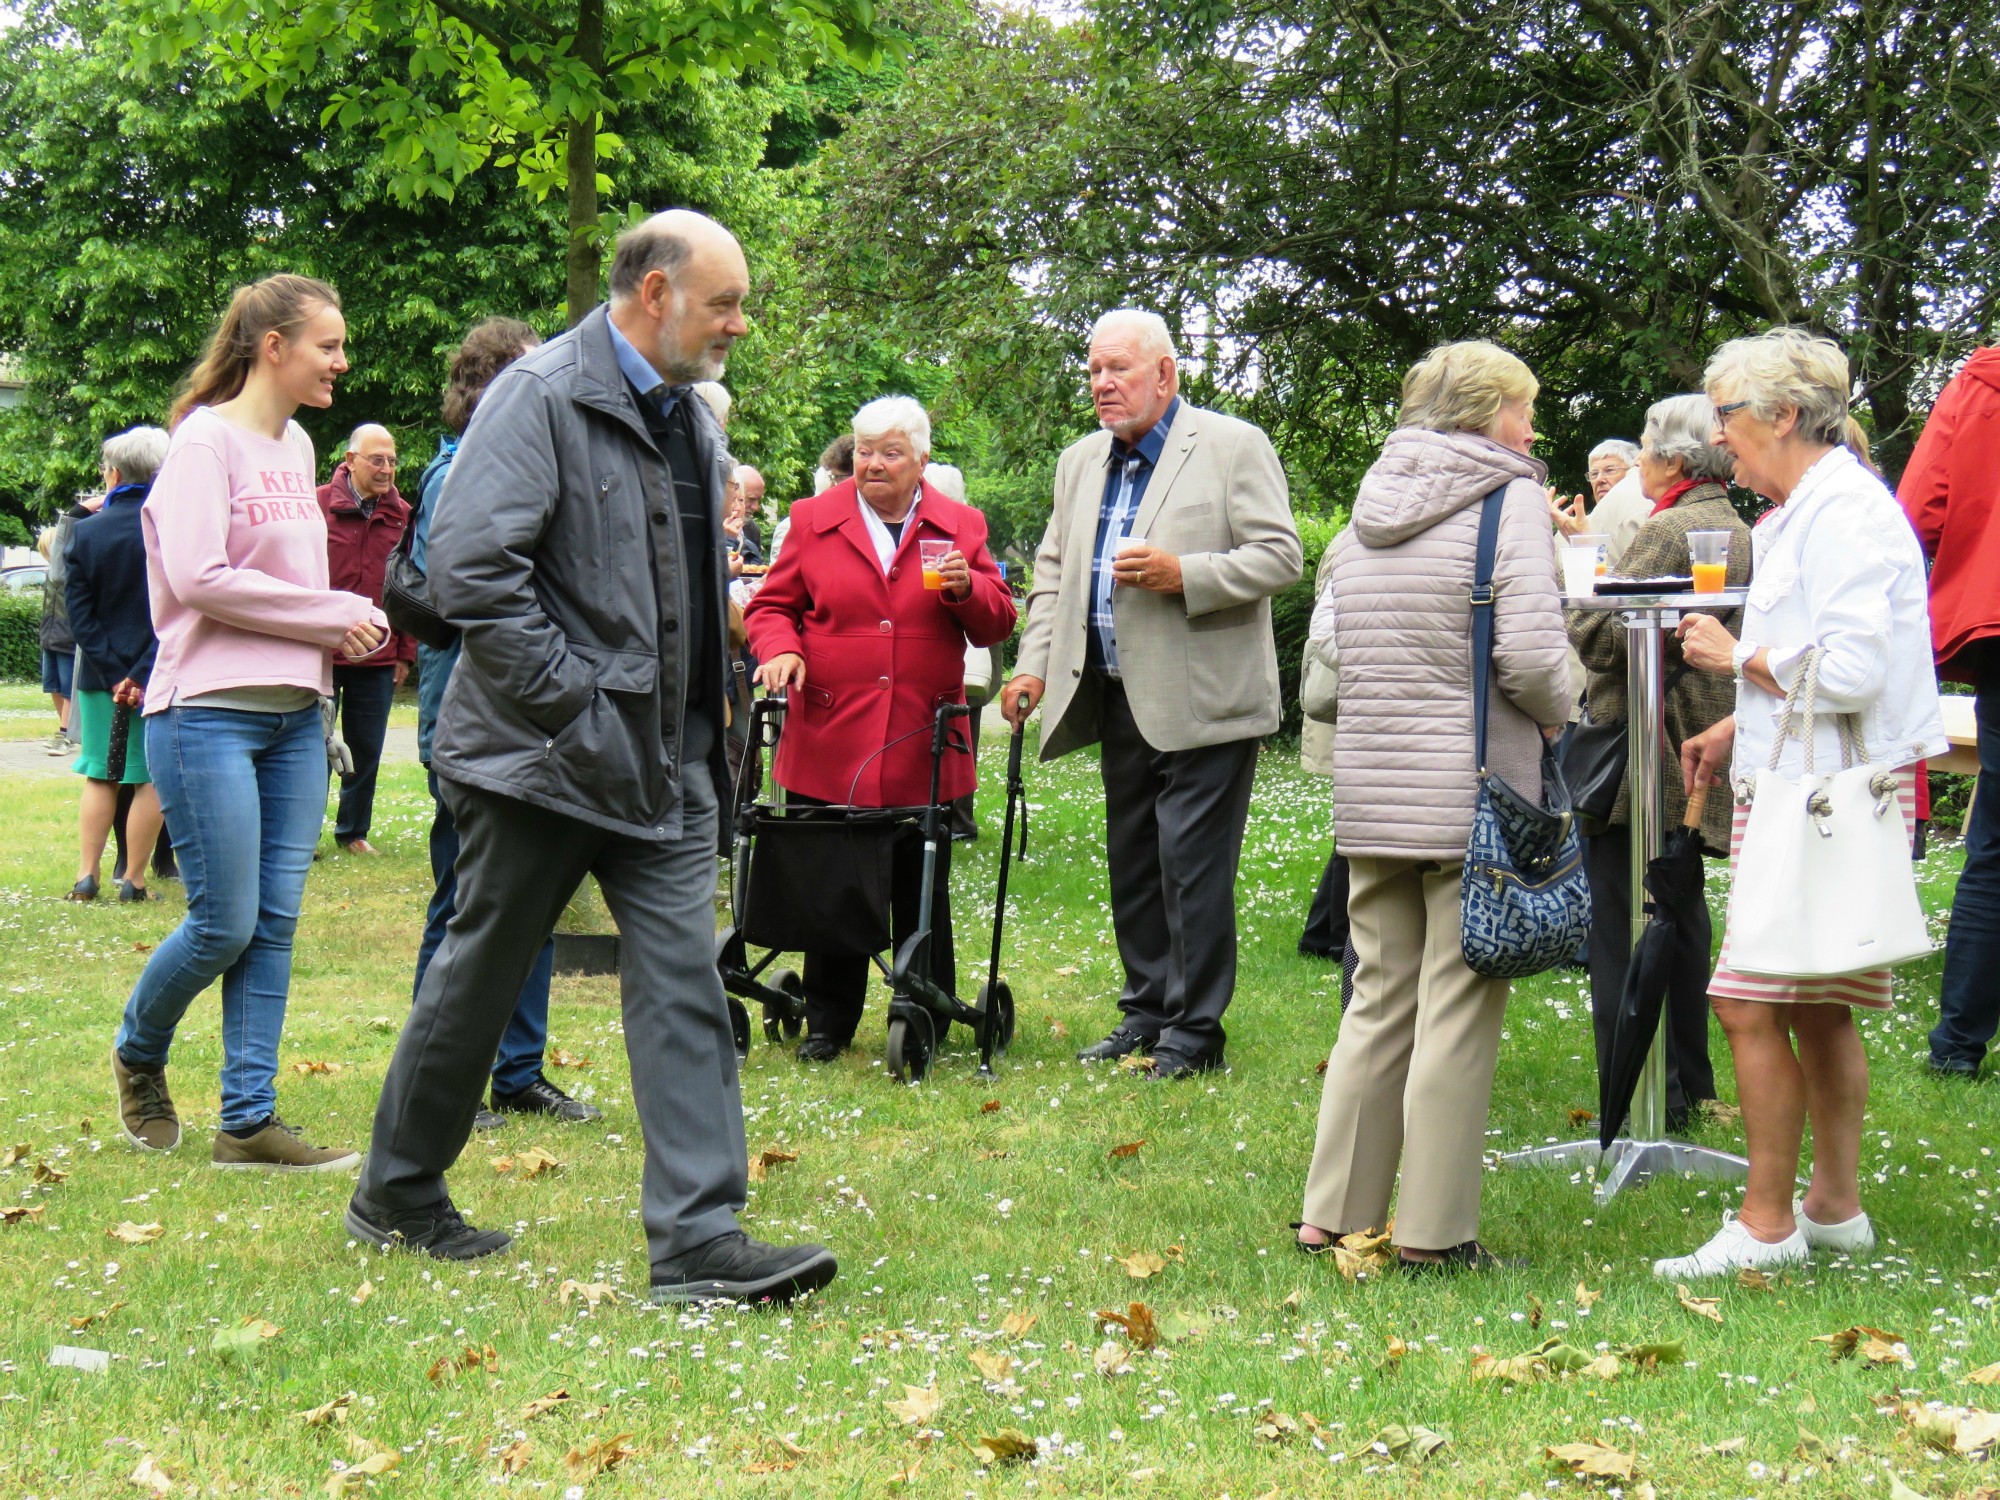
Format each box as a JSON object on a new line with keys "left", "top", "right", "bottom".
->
{"left": 1688, "top": 530, "right": 1730, "bottom": 593}
{"left": 918, "top": 538, "right": 951, "bottom": 590}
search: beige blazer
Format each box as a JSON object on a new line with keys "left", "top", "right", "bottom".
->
{"left": 1016, "top": 402, "right": 1302, "bottom": 758}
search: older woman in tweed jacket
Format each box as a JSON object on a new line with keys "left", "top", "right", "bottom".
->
{"left": 1569, "top": 393, "right": 1751, "bottom": 1132}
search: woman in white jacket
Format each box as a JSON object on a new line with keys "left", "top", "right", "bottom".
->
{"left": 1659, "top": 328, "right": 1947, "bottom": 1279}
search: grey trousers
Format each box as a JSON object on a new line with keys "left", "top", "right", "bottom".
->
{"left": 359, "top": 744, "right": 748, "bottom": 1267}
{"left": 1097, "top": 675, "right": 1258, "bottom": 1057}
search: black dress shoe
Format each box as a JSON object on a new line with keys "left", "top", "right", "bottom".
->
{"left": 1396, "top": 1240, "right": 1524, "bottom": 1275}
{"left": 490, "top": 1074, "right": 603, "bottom": 1122}
{"left": 1075, "top": 1026, "right": 1155, "bottom": 1063}
{"left": 795, "top": 1035, "right": 846, "bottom": 1064}
{"left": 1145, "top": 1048, "right": 1225, "bottom": 1080}
{"left": 1927, "top": 1055, "right": 1981, "bottom": 1079}
{"left": 650, "top": 1230, "right": 837, "bottom": 1304}
{"left": 345, "top": 1194, "right": 512, "bottom": 1260}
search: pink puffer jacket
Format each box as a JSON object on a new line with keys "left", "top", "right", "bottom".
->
{"left": 1327, "top": 429, "right": 1572, "bottom": 860}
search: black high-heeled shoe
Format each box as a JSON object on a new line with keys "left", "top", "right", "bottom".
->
{"left": 66, "top": 876, "right": 99, "bottom": 902}
{"left": 1289, "top": 1221, "right": 1336, "bottom": 1255}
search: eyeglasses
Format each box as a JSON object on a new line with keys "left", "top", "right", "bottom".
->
{"left": 1712, "top": 400, "right": 1750, "bottom": 430}
{"left": 356, "top": 453, "right": 398, "bottom": 469}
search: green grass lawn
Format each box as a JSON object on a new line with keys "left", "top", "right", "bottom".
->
{"left": 1, "top": 734, "right": 1996, "bottom": 1498}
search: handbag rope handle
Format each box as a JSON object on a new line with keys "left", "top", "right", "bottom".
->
{"left": 1768, "top": 647, "right": 1822, "bottom": 774}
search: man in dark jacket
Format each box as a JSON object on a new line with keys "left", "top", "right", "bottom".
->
{"left": 350, "top": 210, "right": 837, "bottom": 1305}
{"left": 318, "top": 425, "right": 415, "bottom": 854}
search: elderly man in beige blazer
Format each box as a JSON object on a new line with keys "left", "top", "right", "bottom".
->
{"left": 1004, "top": 309, "right": 1301, "bottom": 1077}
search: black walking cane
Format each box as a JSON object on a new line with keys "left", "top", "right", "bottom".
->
{"left": 975, "top": 694, "right": 1031, "bottom": 1078}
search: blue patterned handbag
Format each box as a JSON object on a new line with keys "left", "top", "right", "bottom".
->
{"left": 1459, "top": 485, "right": 1593, "bottom": 979}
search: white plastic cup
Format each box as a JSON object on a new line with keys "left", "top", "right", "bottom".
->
{"left": 1562, "top": 533, "right": 1607, "bottom": 597}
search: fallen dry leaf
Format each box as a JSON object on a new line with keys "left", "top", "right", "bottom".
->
{"left": 747, "top": 1147, "right": 798, "bottom": 1184}
{"left": 1046, "top": 1018, "right": 1068, "bottom": 1038}
{"left": 324, "top": 1451, "right": 397, "bottom": 1494}
{"left": 349, "top": 1280, "right": 374, "bottom": 1308}
{"left": 497, "top": 1439, "right": 532, "bottom": 1476}
{"left": 291, "top": 1059, "right": 343, "bottom": 1075}
{"left": 1371, "top": 1422, "right": 1450, "bottom": 1461}
{"left": 564, "top": 1434, "right": 635, "bottom": 1477}
{"left": 493, "top": 1145, "right": 561, "bottom": 1178}
{"left": 1053, "top": 965, "right": 1080, "bottom": 978}
{"left": 1000, "top": 1311, "right": 1038, "bottom": 1339}
{"left": 975, "top": 1148, "right": 1009, "bottom": 1161}
{"left": 1703, "top": 1100, "right": 1742, "bottom": 1124}
{"left": 1546, "top": 1440, "right": 1639, "bottom": 1481}
{"left": 1697, "top": 1436, "right": 1748, "bottom": 1456}
{"left": 979, "top": 1099, "right": 1001, "bottom": 1114}
{"left": 428, "top": 1342, "right": 498, "bottom": 1383}
{"left": 1528, "top": 1293, "right": 1544, "bottom": 1329}
{"left": 299, "top": 1393, "right": 354, "bottom": 1427}
{"left": 1279, "top": 1288, "right": 1305, "bottom": 1311}
{"left": 1967, "top": 1362, "right": 2000, "bottom": 1386}
{"left": 1253, "top": 1411, "right": 1302, "bottom": 1443}
{"left": 69, "top": 1300, "right": 126, "bottom": 1331}
{"left": 884, "top": 1383, "right": 942, "bottom": 1426}
{"left": 974, "top": 1429, "right": 1036, "bottom": 1465}
{"left": 130, "top": 1454, "right": 174, "bottom": 1495}
{"left": 559, "top": 1280, "right": 621, "bottom": 1308}
{"left": 1574, "top": 1281, "right": 1602, "bottom": 1310}
{"left": 1887, "top": 1479, "right": 1928, "bottom": 1500}
{"left": 107, "top": 1221, "right": 164, "bottom": 1245}
{"left": 1567, "top": 1107, "right": 1596, "bottom": 1127}
{"left": 32, "top": 1160, "right": 67, "bottom": 1185}
{"left": 0, "top": 1142, "right": 29, "bottom": 1168}
{"left": 1108, "top": 1140, "right": 1146, "bottom": 1158}
{"left": 0, "top": 1205, "right": 41, "bottom": 1226}
{"left": 1121, "top": 1251, "right": 1166, "bottom": 1280}
{"left": 968, "top": 1348, "right": 1014, "bottom": 1383}
{"left": 1116, "top": 1053, "right": 1154, "bottom": 1072}
{"left": 888, "top": 1457, "right": 924, "bottom": 1485}
{"left": 1676, "top": 1284, "right": 1724, "bottom": 1323}
{"left": 1896, "top": 1399, "right": 2000, "bottom": 1456}
{"left": 1815, "top": 1325, "right": 1911, "bottom": 1366}
{"left": 1093, "top": 1340, "right": 1133, "bottom": 1377}
{"left": 1096, "top": 1302, "right": 1159, "bottom": 1351}
{"left": 521, "top": 1389, "right": 571, "bottom": 1421}
{"left": 548, "top": 1048, "right": 590, "bottom": 1068}
{"left": 1736, "top": 1267, "right": 1775, "bottom": 1292}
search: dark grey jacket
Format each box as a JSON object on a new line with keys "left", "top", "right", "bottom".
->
{"left": 427, "top": 306, "right": 731, "bottom": 841}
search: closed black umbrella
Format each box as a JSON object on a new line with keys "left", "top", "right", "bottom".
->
{"left": 1598, "top": 784, "right": 1713, "bottom": 1150}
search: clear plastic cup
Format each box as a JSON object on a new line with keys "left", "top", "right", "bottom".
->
{"left": 918, "top": 538, "right": 951, "bottom": 590}
{"left": 1563, "top": 533, "right": 1607, "bottom": 597}
{"left": 1687, "top": 530, "right": 1730, "bottom": 593}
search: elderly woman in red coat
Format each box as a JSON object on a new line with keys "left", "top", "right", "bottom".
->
{"left": 746, "top": 396, "right": 1017, "bottom": 1062}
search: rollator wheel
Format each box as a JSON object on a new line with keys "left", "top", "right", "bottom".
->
{"left": 977, "top": 980, "right": 1016, "bottom": 1058}
{"left": 763, "top": 968, "right": 805, "bottom": 1041}
{"left": 885, "top": 1008, "right": 935, "bottom": 1084}
{"left": 727, "top": 997, "right": 751, "bottom": 1060}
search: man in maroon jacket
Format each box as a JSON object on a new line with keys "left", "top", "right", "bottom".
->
{"left": 320, "top": 424, "right": 415, "bottom": 854}
{"left": 1901, "top": 348, "right": 2000, "bottom": 1078}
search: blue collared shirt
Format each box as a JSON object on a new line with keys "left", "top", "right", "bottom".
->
{"left": 1087, "top": 397, "right": 1180, "bottom": 677}
{"left": 606, "top": 318, "right": 689, "bottom": 418}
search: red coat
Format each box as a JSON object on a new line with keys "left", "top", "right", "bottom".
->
{"left": 1901, "top": 347, "right": 2000, "bottom": 681}
{"left": 745, "top": 479, "right": 1016, "bottom": 806}
{"left": 318, "top": 463, "right": 416, "bottom": 666}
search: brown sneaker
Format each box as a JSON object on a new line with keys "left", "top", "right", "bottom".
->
{"left": 112, "top": 1049, "right": 180, "bottom": 1151}
{"left": 210, "top": 1116, "right": 360, "bottom": 1172}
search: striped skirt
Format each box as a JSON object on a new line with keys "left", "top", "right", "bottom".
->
{"left": 1708, "top": 772, "right": 1919, "bottom": 1010}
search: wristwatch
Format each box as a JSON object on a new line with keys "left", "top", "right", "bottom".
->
{"left": 1730, "top": 639, "right": 1758, "bottom": 681}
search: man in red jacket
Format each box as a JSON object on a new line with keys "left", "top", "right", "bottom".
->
{"left": 1901, "top": 348, "right": 2000, "bottom": 1079}
{"left": 320, "top": 424, "right": 415, "bottom": 854}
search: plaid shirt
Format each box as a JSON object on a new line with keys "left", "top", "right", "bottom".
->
{"left": 1087, "top": 398, "right": 1179, "bottom": 677}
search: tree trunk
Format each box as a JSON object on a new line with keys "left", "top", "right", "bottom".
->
{"left": 564, "top": 0, "right": 606, "bottom": 325}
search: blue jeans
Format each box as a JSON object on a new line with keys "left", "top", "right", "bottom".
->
{"left": 1933, "top": 646, "right": 2000, "bottom": 1070}
{"left": 415, "top": 767, "right": 553, "bottom": 1095}
{"left": 331, "top": 664, "right": 396, "bottom": 844}
{"left": 116, "top": 705, "right": 325, "bottom": 1129}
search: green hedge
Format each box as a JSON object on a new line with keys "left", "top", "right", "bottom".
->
{"left": 0, "top": 591, "right": 41, "bottom": 682}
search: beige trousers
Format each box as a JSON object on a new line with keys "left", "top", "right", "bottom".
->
{"left": 1300, "top": 855, "right": 1510, "bottom": 1251}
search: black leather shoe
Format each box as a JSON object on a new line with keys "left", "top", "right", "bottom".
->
{"left": 345, "top": 1194, "right": 512, "bottom": 1260}
{"left": 650, "top": 1230, "right": 837, "bottom": 1304}
{"left": 1927, "top": 1055, "right": 1981, "bottom": 1079}
{"left": 490, "top": 1074, "right": 603, "bottom": 1123}
{"left": 1076, "top": 1026, "right": 1155, "bottom": 1063}
{"left": 472, "top": 1107, "right": 505, "bottom": 1131}
{"left": 1396, "top": 1240, "right": 1524, "bottom": 1275}
{"left": 795, "top": 1035, "right": 846, "bottom": 1064}
{"left": 1145, "top": 1048, "right": 1225, "bottom": 1079}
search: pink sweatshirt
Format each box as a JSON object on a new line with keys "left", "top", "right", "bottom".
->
{"left": 141, "top": 407, "right": 387, "bottom": 714}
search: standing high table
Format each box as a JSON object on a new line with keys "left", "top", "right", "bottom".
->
{"left": 1502, "top": 588, "right": 1751, "bottom": 1201}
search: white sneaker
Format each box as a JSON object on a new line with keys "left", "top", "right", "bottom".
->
{"left": 1794, "top": 1199, "right": 1876, "bottom": 1255}
{"left": 1652, "top": 1212, "right": 1809, "bottom": 1279}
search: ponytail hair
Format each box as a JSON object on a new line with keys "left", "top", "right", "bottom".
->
{"left": 170, "top": 273, "right": 341, "bottom": 429}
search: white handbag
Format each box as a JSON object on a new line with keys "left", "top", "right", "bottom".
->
{"left": 963, "top": 638, "right": 995, "bottom": 695}
{"left": 1726, "top": 649, "right": 1932, "bottom": 978}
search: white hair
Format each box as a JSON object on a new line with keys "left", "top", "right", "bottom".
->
{"left": 1088, "top": 308, "right": 1176, "bottom": 361}
{"left": 345, "top": 423, "right": 393, "bottom": 454}
{"left": 924, "top": 462, "right": 966, "bottom": 503}
{"left": 853, "top": 396, "right": 931, "bottom": 455}
{"left": 101, "top": 426, "right": 170, "bottom": 486}
{"left": 693, "top": 381, "right": 732, "bottom": 427}
{"left": 732, "top": 463, "right": 764, "bottom": 489}
{"left": 1704, "top": 327, "right": 1850, "bottom": 445}
{"left": 1641, "top": 394, "right": 1735, "bottom": 482}
{"left": 1587, "top": 438, "right": 1640, "bottom": 467}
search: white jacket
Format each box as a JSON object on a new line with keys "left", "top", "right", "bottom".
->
{"left": 1736, "top": 445, "right": 1946, "bottom": 780}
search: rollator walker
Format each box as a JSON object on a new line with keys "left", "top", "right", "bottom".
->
{"left": 715, "top": 691, "right": 1030, "bottom": 1081}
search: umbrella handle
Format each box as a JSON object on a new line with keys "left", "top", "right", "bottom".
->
{"left": 1684, "top": 781, "right": 1709, "bottom": 829}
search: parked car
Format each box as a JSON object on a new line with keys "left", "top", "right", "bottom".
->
{"left": 0, "top": 564, "right": 46, "bottom": 592}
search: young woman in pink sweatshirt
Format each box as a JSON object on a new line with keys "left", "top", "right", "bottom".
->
{"left": 112, "top": 273, "right": 389, "bottom": 1172}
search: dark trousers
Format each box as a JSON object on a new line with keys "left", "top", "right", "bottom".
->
{"left": 1299, "top": 847, "right": 1352, "bottom": 956}
{"left": 1934, "top": 645, "right": 2000, "bottom": 1070}
{"left": 1098, "top": 675, "right": 1258, "bottom": 1058}
{"left": 1585, "top": 824, "right": 1716, "bottom": 1126}
{"left": 360, "top": 727, "right": 747, "bottom": 1267}
{"left": 331, "top": 663, "right": 396, "bottom": 844}
{"left": 414, "top": 766, "right": 555, "bottom": 1096}
{"left": 793, "top": 793, "right": 954, "bottom": 1046}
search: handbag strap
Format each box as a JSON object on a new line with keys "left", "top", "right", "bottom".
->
{"left": 1768, "top": 646, "right": 1824, "bottom": 774}
{"left": 1468, "top": 482, "right": 1510, "bottom": 773}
